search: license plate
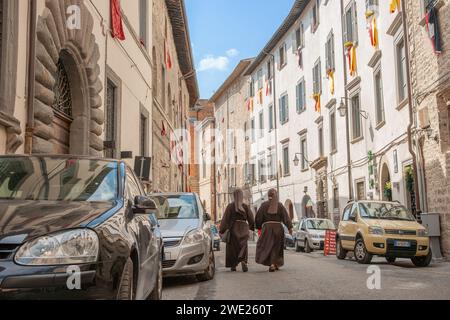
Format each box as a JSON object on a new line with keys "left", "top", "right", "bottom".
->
{"left": 394, "top": 240, "right": 411, "bottom": 247}
{"left": 164, "top": 252, "right": 172, "bottom": 261}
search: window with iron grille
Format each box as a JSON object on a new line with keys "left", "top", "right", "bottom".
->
{"left": 52, "top": 59, "right": 73, "bottom": 118}
{"left": 105, "top": 80, "right": 117, "bottom": 158}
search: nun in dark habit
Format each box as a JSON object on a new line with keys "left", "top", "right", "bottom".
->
{"left": 220, "top": 189, "right": 255, "bottom": 272}
{"left": 255, "top": 188, "right": 293, "bottom": 272}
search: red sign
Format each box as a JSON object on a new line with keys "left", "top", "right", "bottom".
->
{"left": 324, "top": 230, "right": 337, "bottom": 256}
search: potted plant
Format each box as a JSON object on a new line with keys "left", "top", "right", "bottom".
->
{"left": 384, "top": 181, "right": 393, "bottom": 201}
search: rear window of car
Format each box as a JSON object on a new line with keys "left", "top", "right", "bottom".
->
{"left": 151, "top": 194, "right": 199, "bottom": 219}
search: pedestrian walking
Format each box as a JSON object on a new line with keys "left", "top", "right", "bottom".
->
{"left": 220, "top": 188, "right": 255, "bottom": 272}
{"left": 255, "top": 189, "right": 293, "bottom": 272}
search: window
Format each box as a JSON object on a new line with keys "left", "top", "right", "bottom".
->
{"left": 105, "top": 80, "right": 117, "bottom": 158}
{"left": 267, "top": 153, "right": 276, "bottom": 180}
{"left": 267, "top": 59, "right": 272, "bottom": 79}
{"left": 139, "top": 0, "right": 148, "bottom": 48}
{"left": 333, "top": 186, "right": 340, "bottom": 210}
{"left": 259, "top": 111, "right": 264, "bottom": 138}
{"left": 343, "top": 1, "right": 358, "bottom": 44}
{"left": 249, "top": 78, "right": 255, "bottom": 97}
{"left": 279, "top": 94, "right": 289, "bottom": 124}
{"left": 279, "top": 43, "right": 287, "bottom": 69}
{"left": 258, "top": 158, "right": 267, "bottom": 184}
{"left": 318, "top": 126, "right": 324, "bottom": 157}
{"left": 152, "top": 47, "right": 157, "bottom": 96}
{"left": 244, "top": 121, "right": 248, "bottom": 140}
{"left": 295, "top": 23, "right": 304, "bottom": 50}
{"left": 395, "top": 36, "right": 407, "bottom": 103}
{"left": 282, "top": 144, "right": 290, "bottom": 176}
{"left": 330, "top": 110, "right": 337, "bottom": 152}
{"left": 257, "top": 69, "right": 263, "bottom": 89}
{"left": 356, "top": 180, "right": 366, "bottom": 200}
{"left": 312, "top": 0, "right": 320, "bottom": 32}
{"left": 374, "top": 66, "right": 385, "bottom": 126}
{"left": 296, "top": 79, "right": 306, "bottom": 113}
{"left": 202, "top": 156, "right": 206, "bottom": 179}
{"left": 268, "top": 105, "right": 274, "bottom": 130}
{"left": 140, "top": 113, "right": 148, "bottom": 156}
{"left": 342, "top": 205, "right": 352, "bottom": 221}
{"left": 300, "top": 135, "right": 308, "bottom": 171}
{"left": 313, "top": 58, "right": 322, "bottom": 94}
{"left": 351, "top": 94, "right": 362, "bottom": 140}
{"left": 325, "top": 31, "right": 335, "bottom": 72}
{"left": 249, "top": 163, "right": 256, "bottom": 185}
{"left": 251, "top": 118, "right": 255, "bottom": 142}
{"left": 230, "top": 167, "right": 236, "bottom": 186}
{"left": 365, "top": 0, "right": 379, "bottom": 11}
{"left": 161, "top": 65, "right": 166, "bottom": 109}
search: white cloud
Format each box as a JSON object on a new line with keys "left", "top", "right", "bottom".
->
{"left": 226, "top": 48, "right": 240, "bottom": 57}
{"left": 198, "top": 55, "right": 229, "bottom": 72}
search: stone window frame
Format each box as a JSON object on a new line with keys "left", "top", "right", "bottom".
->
{"left": 0, "top": 0, "right": 21, "bottom": 153}
{"left": 105, "top": 66, "right": 123, "bottom": 159}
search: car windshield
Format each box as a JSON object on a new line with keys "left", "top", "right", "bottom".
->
{"left": 151, "top": 195, "right": 199, "bottom": 219}
{"left": 0, "top": 157, "right": 118, "bottom": 202}
{"left": 359, "top": 202, "right": 415, "bottom": 221}
{"left": 306, "top": 219, "right": 335, "bottom": 230}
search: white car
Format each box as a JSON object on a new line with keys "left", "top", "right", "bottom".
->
{"left": 294, "top": 218, "right": 336, "bottom": 253}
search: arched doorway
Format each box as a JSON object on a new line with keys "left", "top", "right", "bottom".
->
{"left": 285, "top": 199, "right": 294, "bottom": 221}
{"left": 301, "top": 195, "right": 315, "bottom": 218}
{"left": 33, "top": 1, "right": 103, "bottom": 155}
{"left": 380, "top": 163, "right": 392, "bottom": 201}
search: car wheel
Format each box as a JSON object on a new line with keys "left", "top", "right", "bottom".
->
{"left": 148, "top": 259, "right": 163, "bottom": 300}
{"left": 385, "top": 256, "right": 396, "bottom": 264}
{"left": 117, "top": 258, "right": 134, "bottom": 300}
{"left": 305, "top": 239, "right": 312, "bottom": 253}
{"left": 336, "top": 238, "right": 347, "bottom": 260}
{"left": 354, "top": 238, "right": 373, "bottom": 264}
{"left": 196, "top": 250, "right": 215, "bottom": 282}
{"left": 411, "top": 250, "right": 432, "bottom": 267}
{"left": 295, "top": 240, "right": 301, "bottom": 252}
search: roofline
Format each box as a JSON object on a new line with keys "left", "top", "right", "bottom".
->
{"left": 244, "top": 0, "right": 311, "bottom": 76}
{"left": 0, "top": 154, "right": 122, "bottom": 163}
{"left": 165, "top": 0, "right": 199, "bottom": 107}
{"left": 209, "top": 58, "right": 254, "bottom": 102}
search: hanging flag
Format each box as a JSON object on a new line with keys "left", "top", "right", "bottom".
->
{"left": 258, "top": 89, "right": 263, "bottom": 104}
{"left": 164, "top": 40, "right": 173, "bottom": 70}
{"left": 247, "top": 98, "right": 254, "bottom": 111}
{"left": 327, "top": 70, "right": 335, "bottom": 95}
{"left": 313, "top": 94, "right": 321, "bottom": 113}
{"left": 369, "top": 16, "right": 379, "bottom": 48}
{"left": 390, "top": 0, "right": 400, "bottom": 14}
{"left": 425, "top": 7, "right": 442, "bottom": 54}
{"left": 265, "top": 80, "right": 271, "bottom": 96}
{"left": 346, "top": 44, "right": 357, "bottom": 76}
{"left": 110, "top": 0, "right": 125, "bottom": 40}
{"left": 161, "top": 120, "right": 167, "bottom": 136}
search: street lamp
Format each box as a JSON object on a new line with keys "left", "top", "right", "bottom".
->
{"left": 293, "top": 153, "right": 310, "bottom": 168}
{"left": 338, "top": 98, "right": 368, "bottom": 119}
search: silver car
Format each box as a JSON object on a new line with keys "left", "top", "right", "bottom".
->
{"left": 294, "top": 218, "right": 336, "bottom": 253}
{"left": 150, "top": 193, "right": 215, "bottom": 281}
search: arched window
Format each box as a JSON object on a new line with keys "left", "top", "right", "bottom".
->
{"left": 152, "top": 47, "right": 157, "bottom": 97}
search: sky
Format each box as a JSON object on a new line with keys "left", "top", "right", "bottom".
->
{"left": 185, "top": 0, "right": 295, "bottom": 99}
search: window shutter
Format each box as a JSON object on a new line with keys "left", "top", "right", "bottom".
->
{"left": 343, "top": 10, "right": 348, "bottom": 43}
{"left": 325, "top": 40, "right": 329, "bottom": 72}
{"left": 331, "top": 33, "right": 335, "bottom": 70}
{"left": 352, "top": 1, "right": 358, "bottom": 44}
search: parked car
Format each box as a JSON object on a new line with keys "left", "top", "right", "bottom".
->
{"left": 283, "top": 224, "right": 295, "bottom": 249}
{"left": 336, "top": 200, "right": 432, "bottom": 266}
{"left": 294, "top": 218, "right": 336, "bottom": 253}
{"left": 150, "top": 193, "right": 215, "bottom": 281}
{"left": 211, "top": 225, "right": 221, "bottom": 251}
{"left": 0, "top": 155, "right": 163, "bottom": 300}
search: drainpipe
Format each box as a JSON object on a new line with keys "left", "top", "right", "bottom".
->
{"left": 212, "top": 118, "right": 217, "bottom": 222}
{"left": 25, "top": 0, "right": 37, "bottom": 154}
{"left": 401, "top": 0, "right": 422, "bottom": 214}
{"left": 340, "top": 0, "right": 353, "bottom": 201}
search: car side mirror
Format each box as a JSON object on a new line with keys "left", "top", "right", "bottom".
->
{"left": 204, "top": 212, "right": 211, "bottom": 221}
{"left": 133, "top": 196, "right": 157, "bottom": 214}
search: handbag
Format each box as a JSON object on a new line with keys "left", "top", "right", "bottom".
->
{"left": 220, "top": 229, "right": 231, "bottom": 243}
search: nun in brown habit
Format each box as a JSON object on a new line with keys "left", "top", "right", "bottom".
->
{"left": 220, "top": 189, "right": 255, "bottom": 272}
{"left": 255, "top": 189, "right": 293, "bottom": 272}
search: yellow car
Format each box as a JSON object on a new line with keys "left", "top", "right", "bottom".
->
{"left": 336, "top": 200, "right": 432, "bottom": 267}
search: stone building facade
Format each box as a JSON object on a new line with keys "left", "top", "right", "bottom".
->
{"left": 151, "top": 0, "right": 198, "bottom": 193}
{"left": 406, "top": 0, "right": 450, "bottom": 255}
{"left": 210, "top": 59, "right": 253, "bottom": 221}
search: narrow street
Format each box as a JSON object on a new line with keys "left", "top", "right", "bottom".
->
{"left": 164, "top": 244, "right": 450, "bottom": 300}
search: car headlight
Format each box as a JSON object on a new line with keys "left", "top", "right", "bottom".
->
{"left": 15, "top": 229, "right": 99, "bottom": 266}
{"left": 417, "top": 229, "right": 428, "bottom": 237}
{"left": 183, "top": 229, "right": 205, "bottom": 245}
{"left": 368, "top": 226, "right": 384, "bottom": 235}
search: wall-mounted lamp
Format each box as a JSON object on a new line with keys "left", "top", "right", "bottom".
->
{"left": 338, "top": 98, "right": 368, "bottom": 119}
{"left": 293, "top": 153, "right": 311, "bottom": 167}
